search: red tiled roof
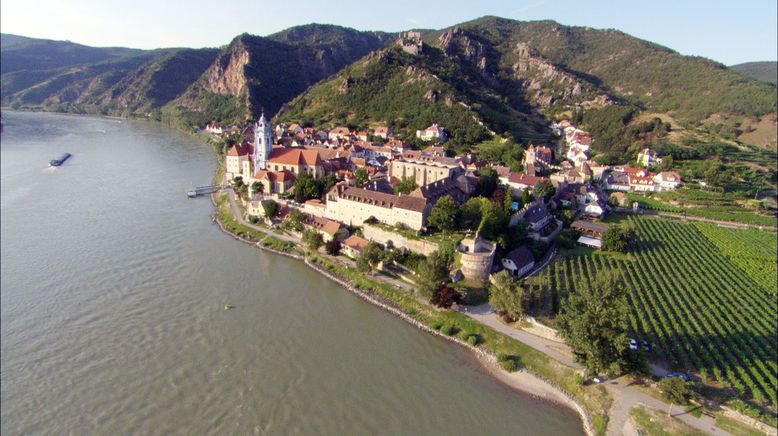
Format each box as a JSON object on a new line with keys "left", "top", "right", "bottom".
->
{"left": 343, "top": 235, "right": 369, "bottom": 251}
{"left": 268, "top": 148, "right": 322, "bottom": 166}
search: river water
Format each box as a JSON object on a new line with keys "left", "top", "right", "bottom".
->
{"left": 0, "top": 111, "right": 583, "bottom": 435}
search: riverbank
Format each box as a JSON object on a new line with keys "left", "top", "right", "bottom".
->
{"left": 209, "top": 187, "right": 603, "bottom": 436}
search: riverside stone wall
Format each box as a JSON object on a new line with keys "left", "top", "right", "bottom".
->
{"left": 363, "top": 223, "right": 439, "bottom": 256}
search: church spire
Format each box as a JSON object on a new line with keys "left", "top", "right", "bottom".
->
{"left": 253, "top": 111, "right": 273, "bottom": 170}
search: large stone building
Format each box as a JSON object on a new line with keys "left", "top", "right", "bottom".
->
{"left": 390, "top": 152, "right": 462, "bottom": 187}
{"left": 324, "top": 184, "right": 429, "bottom": 230}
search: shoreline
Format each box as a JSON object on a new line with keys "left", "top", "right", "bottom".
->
{"left": 209, "top": 191, "right": 594, "bottom": 436}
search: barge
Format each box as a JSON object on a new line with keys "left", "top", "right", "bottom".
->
{"left": 49, "top": 153, "right": 72, "bottom": 167}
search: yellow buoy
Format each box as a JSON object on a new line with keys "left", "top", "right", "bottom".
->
{"left": 224, "top": 305, "right": 234, "bottom": 310}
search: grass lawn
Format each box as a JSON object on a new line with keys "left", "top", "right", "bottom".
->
{"left": 714, "top": 415, "right": 768, "bottom": 436}
{"left": 630, "top": 405, "right": 707, "bottom": 436}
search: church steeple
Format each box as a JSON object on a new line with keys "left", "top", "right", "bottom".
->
{"left": 253, "top": 112, "right": 273, "bottom": 170}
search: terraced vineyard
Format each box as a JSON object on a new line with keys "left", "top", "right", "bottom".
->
{"left": 693, "top": 223, "right": 777, "bottom": 295}
{"left": 527, "top": 216, "right": 778, "bottom": 406}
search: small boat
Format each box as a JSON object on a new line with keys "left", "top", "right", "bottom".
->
{"left": 224, "top": 305, "right": 235, "bottom": 310}
{"left": 49, "top": 152, "right": 72, "bottom": 167}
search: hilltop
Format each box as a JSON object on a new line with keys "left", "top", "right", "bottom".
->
{"left": 1, "top": 17, "right": 776, "bottom": 156}
{"left": 731, "top": 61, "right": 778, "bottom": 84}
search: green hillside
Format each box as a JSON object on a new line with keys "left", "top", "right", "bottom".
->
{"left": 731, "top": 61, "right": 778, "bottom": 85}
{"left": 0, "top": 33, "right": 141, "bottom": 74}
{"left": 166, "top": 26, "right": 394, "bottom": 126}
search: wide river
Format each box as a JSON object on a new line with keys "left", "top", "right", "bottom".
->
{"left": 1, "top": 111, "right": 583, "bottom": 435}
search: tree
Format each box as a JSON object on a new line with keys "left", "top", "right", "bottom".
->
{"left": 324, "top": 238, "right": 341, "bottom": 256}
{"left": 556, "top": 270, "right": 630, "bottom": 375}
{"left": 503, "top": 188, "right": 515, "bottom": 213}
{"left": 232, "top": 176, "right": 245, "bottom": 188}
{"left": 354, "top": 168, "right": 369, "bottom": 187}
{"left": 660, "top": 377, "right": 692, "bottom": 416}
{"left": 428, "top": 195, "right": 458, "bottom": 232}
{"left": 431, "top": 286, "right": 462, "bottom": 308}
{"left": 533, "top": 180, "right": 556, "bottom": 201}
{"left": 251, "top": 181, "right": 264, "bottom": 195}
{"left": 520, "top": 188, "right": 532, "bottom": 206}
{"left": 415, "top": 250, "right": 450, "bottom": 300}
{"left": 284, "top": 209, "right": 304, "bottom": 231}
{"left": 602, "top": 224, "right": 637, "bottom": 253}
{"left": 261, "top": 200, "right": 279, "bottom": 219}
{"left": 458, "top": 197, "right": 484, "bottom": 229}
{"left": 475, "top": 167, "right": 498, "bottom": 197}
{"left": 393, "top": 176, "right": 418, "bottom": 195}
{"left": 478, "top": 200, "right": 509, "bottom": 243}
{"left": 293, "top": 172, "right": 320, "bottom": 203}
{"left": 302, "top": 229, "right": 324, "bottom": 251}
{"left": 356, "top": 241, "right": 383, "bottom": 272}
{"left": 489, "top": 270, "right": 526, "bottom": 321}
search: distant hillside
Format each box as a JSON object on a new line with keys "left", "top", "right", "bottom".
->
{"left": 731, "top": 61, "right": 778, "bottom": 84}
{"left": 166, "top": 25, "right": 394, "bottom": 126}
{"left": 0, "top": 33, "right": 141, "bottom": 74}
{"left": 2, "top": 19, "right": 776, "bottom": 155}
{"left": 277, "top": 17, "right": 777, "bottom": 155}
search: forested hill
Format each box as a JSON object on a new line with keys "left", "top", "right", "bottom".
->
{"left": 2, "top": 18, "right": 776, "bottom": 151}
{"left": 731, "top": 61, "right": 778, "bottom": 85}
{"left": 1, "top": 25, "right": 394, "bottom": 122}
{"left": 276, "top": 16, "right": 776, "bottom": 154}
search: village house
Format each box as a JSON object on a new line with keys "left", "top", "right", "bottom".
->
{"left": 501, "top": 246, "right": 535, "bottom": 278}
{"left": 524, "top": 144, "right": 553, "bottom": 167}
{"left": 637, "top": 148, "right": 662, "bottom": 167}
{"left": 225, "top": 142, "right": 252, "bottom": 179}
{"left": 342, "top": 235, "right": 370, "bottom": 259}
{"left": 328, "top": 126, "right": 351, "bottom": 141}
{"left": 301, "top": 213, "right": 348, "bottom": 242}
{"left": 503, "top": 173, "right": 547, "bottom": 194}
{"left": 251, "top": 169, "right": 296, "bottom": 195}
{"left": 654, "top": 171, "right": 682, "bottom": 190}
{"left": 416, "top": 123, "right": 446, "bottom": 142}
{"left": 373, "top": 126, "right": 393, "bottom": 139}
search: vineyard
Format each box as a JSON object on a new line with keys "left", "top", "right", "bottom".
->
{"left": 525, "top": 215, "right": 778, "bottom": 406}
{"left": 693, "top": 223, "right": 777, "bottom": 294}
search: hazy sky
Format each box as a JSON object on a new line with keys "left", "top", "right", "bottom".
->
{"left": 2, "top": 0, "right": 776, "bottom": 65}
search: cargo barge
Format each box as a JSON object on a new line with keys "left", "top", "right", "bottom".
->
{"left": 49, "top": 153, "right": 72, "bottom": 167}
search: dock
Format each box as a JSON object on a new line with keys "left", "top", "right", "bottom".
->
{"left": 187, "top": 185, "right": 221, "bottom": 198}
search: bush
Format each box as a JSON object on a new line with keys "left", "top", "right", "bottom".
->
{"left": 439, "top": 324, "right": 457, "bottom": 336}
{"left": 430, "top": 320, "right": 444, "bottom": 330}
{"left": 464, "top": 333, "right": 481, "bottom": 346}
{"left": 573, "top": 373, "right": 584, "bottom": 386}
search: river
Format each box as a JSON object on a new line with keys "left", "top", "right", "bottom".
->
{"left": 0, "top": 111, "right": 583, "bottom": 435}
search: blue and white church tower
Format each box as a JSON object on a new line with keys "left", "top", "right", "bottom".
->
{"left": 253, "top": 112, "right": 273, "bottom": 170}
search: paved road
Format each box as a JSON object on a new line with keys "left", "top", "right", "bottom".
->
{"left": 458, "top": 304, "right": 729, "bottom": 436}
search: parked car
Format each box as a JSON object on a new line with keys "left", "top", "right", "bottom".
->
{"left": 665, "top": 372, "right": 690, "bottom": 382}
{"left": 629, "top": 339, "right": 639, "bottom": 351}
{"left": 593, "top": 376, "right": 605, "bottom": 384}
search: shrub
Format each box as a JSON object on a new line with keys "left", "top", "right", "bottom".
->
{"left": 439, "top": 324, "right": 457, "bottom": 336}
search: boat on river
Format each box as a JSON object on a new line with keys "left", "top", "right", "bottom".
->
{"left": 49, "top": 153, "right": 72, "bottom": 167}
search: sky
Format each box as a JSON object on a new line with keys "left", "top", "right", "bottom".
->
{"left": 1, "top": 0, "right": 776, "bottom": 65}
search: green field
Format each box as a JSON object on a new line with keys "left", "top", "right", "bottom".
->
{"left": 625, "top": 190, "right": 777, "bottom": 227}
{"left": 526, "top": 216, "right": 777, "bottom": 406}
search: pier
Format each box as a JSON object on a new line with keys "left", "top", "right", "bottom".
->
{"left": 187, "top": 185, "right": 221, "bottom": 198}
